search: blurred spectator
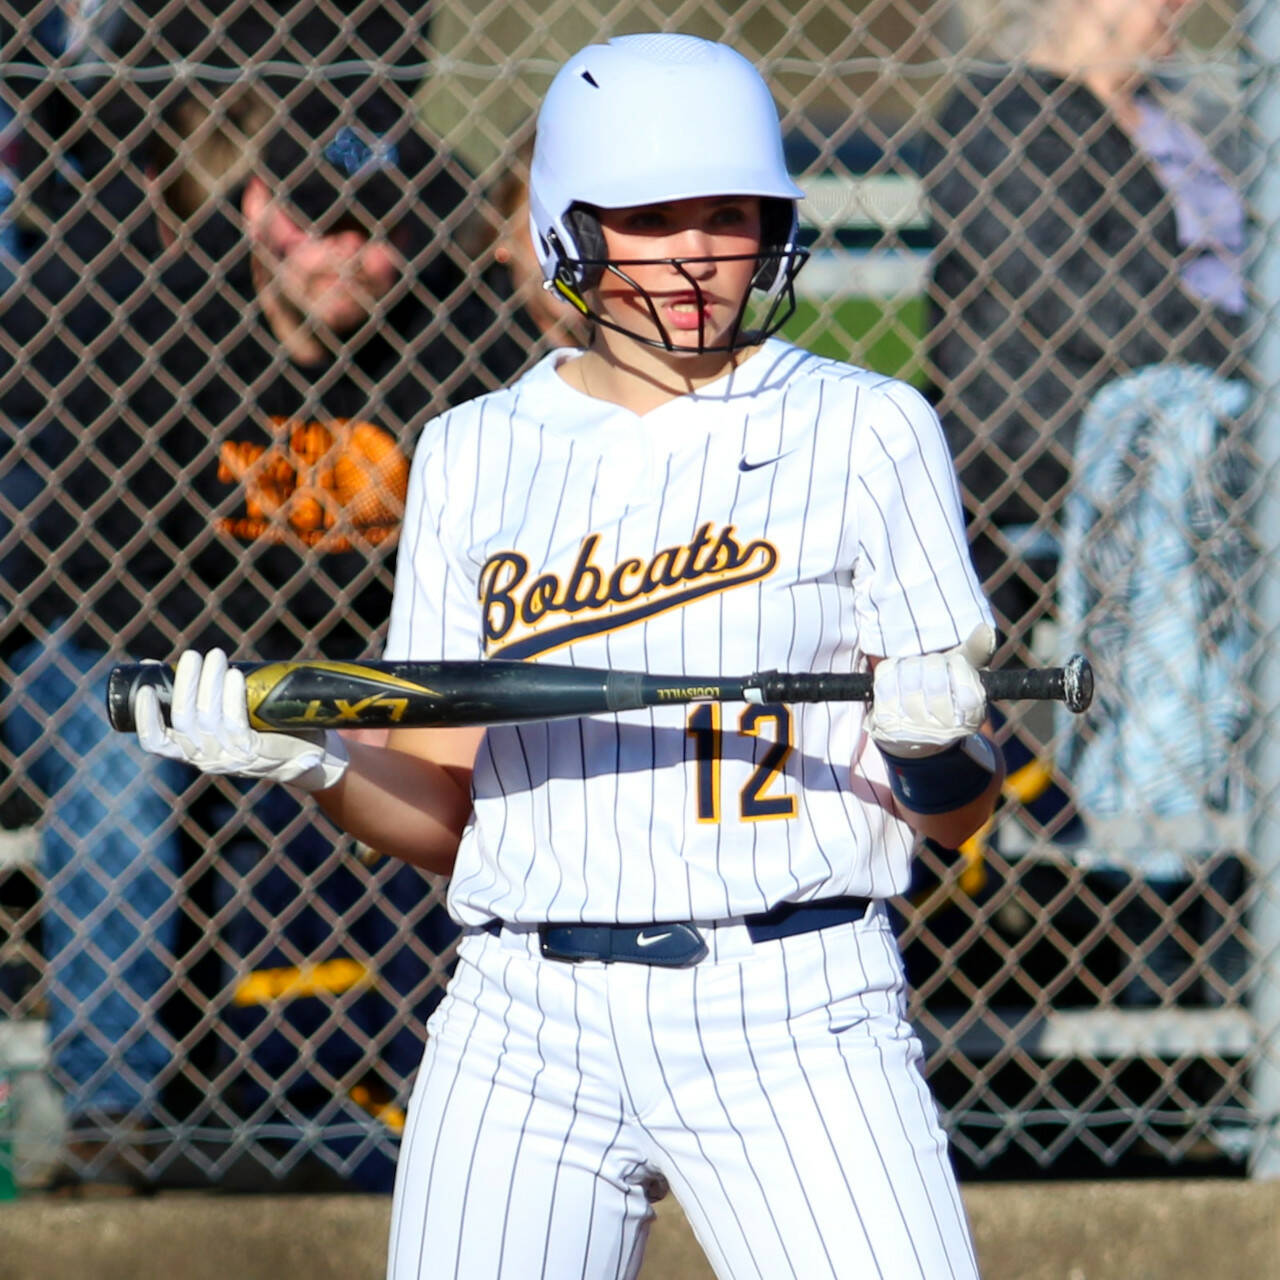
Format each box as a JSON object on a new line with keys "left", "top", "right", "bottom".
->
{"left": 921, "top": 0, "right": 1244, "bottom": 657}
{"left": 0, "top": 83, "right": 516, "bottom": 1191}
{"left": 0, "top": 85, "right": 17, "bottom": 281}
{"left": 0, "top": 1, "right": 125, "bottom": 607}
{"left": 0, "top": 3, "right": 130, "bottom": 235}
{"left": 0, "top": 2, "right": 433, "bottom": 259}
{"left": 921, "top": 0, "right": 1249, "bottom": 1007}
{"left": 1053, "top": 364, "right": 1251, "bottom": 1006}
{"left": 108, "top": 0, "right": 427, "bottom": 73}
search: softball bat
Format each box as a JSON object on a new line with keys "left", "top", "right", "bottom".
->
{"left": 106, "top": 653, "right": 1093, "bottom": 733}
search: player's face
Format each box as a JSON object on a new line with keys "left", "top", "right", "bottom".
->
{"left": 593, "top": 195, "right": 763, "bottom": 351}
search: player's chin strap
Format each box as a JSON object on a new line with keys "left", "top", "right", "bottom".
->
{"left": 547, "top": 246, "right": 809, "bottom": 355}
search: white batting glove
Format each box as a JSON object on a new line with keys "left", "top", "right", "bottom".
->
{"left": 135, "top": 648, "right": 349, "bottom": 792}
{"left": 866, "top": 624, "right": 995, "bottom": 758}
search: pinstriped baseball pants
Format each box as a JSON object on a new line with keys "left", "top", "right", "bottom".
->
{"left": 387, "top": 904, "right": 980, "bottom": 1280}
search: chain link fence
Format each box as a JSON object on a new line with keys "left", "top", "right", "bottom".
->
{"left": 0, "top": 0, "right": 1275, "bottom": 1194}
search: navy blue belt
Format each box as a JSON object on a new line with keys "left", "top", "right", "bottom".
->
{"left": 514, "top": 896, "right": 874, "bottom": 968}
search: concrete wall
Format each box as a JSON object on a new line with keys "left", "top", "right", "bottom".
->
{"left": 1, "top": 1180, "right": 1278, "bottom": 1280}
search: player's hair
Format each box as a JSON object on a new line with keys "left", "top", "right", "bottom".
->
{"left": 483, "top": 132, "right": 539, "bottom": 267}
{"left": 489, "top": 135, "right": 535, "bottom": 228}
{"left": 528, "top": 33, "right": 808, "bottom": 354}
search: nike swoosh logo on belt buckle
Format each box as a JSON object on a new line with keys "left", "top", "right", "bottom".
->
{"left": 635, "top": 930, "right": 674, "bottom": 947}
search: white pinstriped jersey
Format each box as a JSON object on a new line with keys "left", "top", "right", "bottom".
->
{"left": 385, "top": 337, "right": 993, "bottom": 927}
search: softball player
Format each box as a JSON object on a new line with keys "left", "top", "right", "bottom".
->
{"left": 136, "top": 34, "right": 1004, "bottom": 1280}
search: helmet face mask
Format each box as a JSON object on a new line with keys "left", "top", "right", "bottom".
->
{"left": 530, "top": 34, "right": 808, "bottom": 355}
{"left": 547, "top": 237, "right": 809, "bottom": 355}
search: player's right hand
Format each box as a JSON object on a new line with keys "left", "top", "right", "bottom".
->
{"left": 866, "top": 624, "right": 994, "bottom": 758}
{"left": 134, "top": 648, "right": 349, "bottom": 792}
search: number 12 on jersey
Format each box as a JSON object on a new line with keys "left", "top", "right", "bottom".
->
{"left": 686, "top": 702, "right": 798, "bottom": 822}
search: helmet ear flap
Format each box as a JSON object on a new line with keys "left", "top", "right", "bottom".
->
{"left": 562, "top": 204, "right": 607, "bottom": 289}
{"left": 752, "top": 197, "right": 798, "bottom": 292}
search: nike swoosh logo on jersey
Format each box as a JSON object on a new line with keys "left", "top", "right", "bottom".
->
{"left": 635, "top": 930, "right": 674, "bottom": 947}
{"left": 738, "top": 451, "right": 793, "bottom": 472}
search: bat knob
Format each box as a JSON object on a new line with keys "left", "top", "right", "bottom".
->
{"left": 1061, "top": 653, "right": 1094, "bottom": 714}
{"left": 106, "top": 661, "right": 173, "bottom": 733}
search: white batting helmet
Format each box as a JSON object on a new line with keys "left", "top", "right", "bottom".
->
{"left": 528, "top": 33, "right": 807, "bottom": 347}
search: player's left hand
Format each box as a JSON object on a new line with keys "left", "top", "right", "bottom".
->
{"left": 866, "top": 624, "right": 995, "bottom": 758}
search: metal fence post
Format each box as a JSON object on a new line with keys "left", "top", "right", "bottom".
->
{"left": 1248, "top": 0, "right": 1280, "bottom": 1181}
